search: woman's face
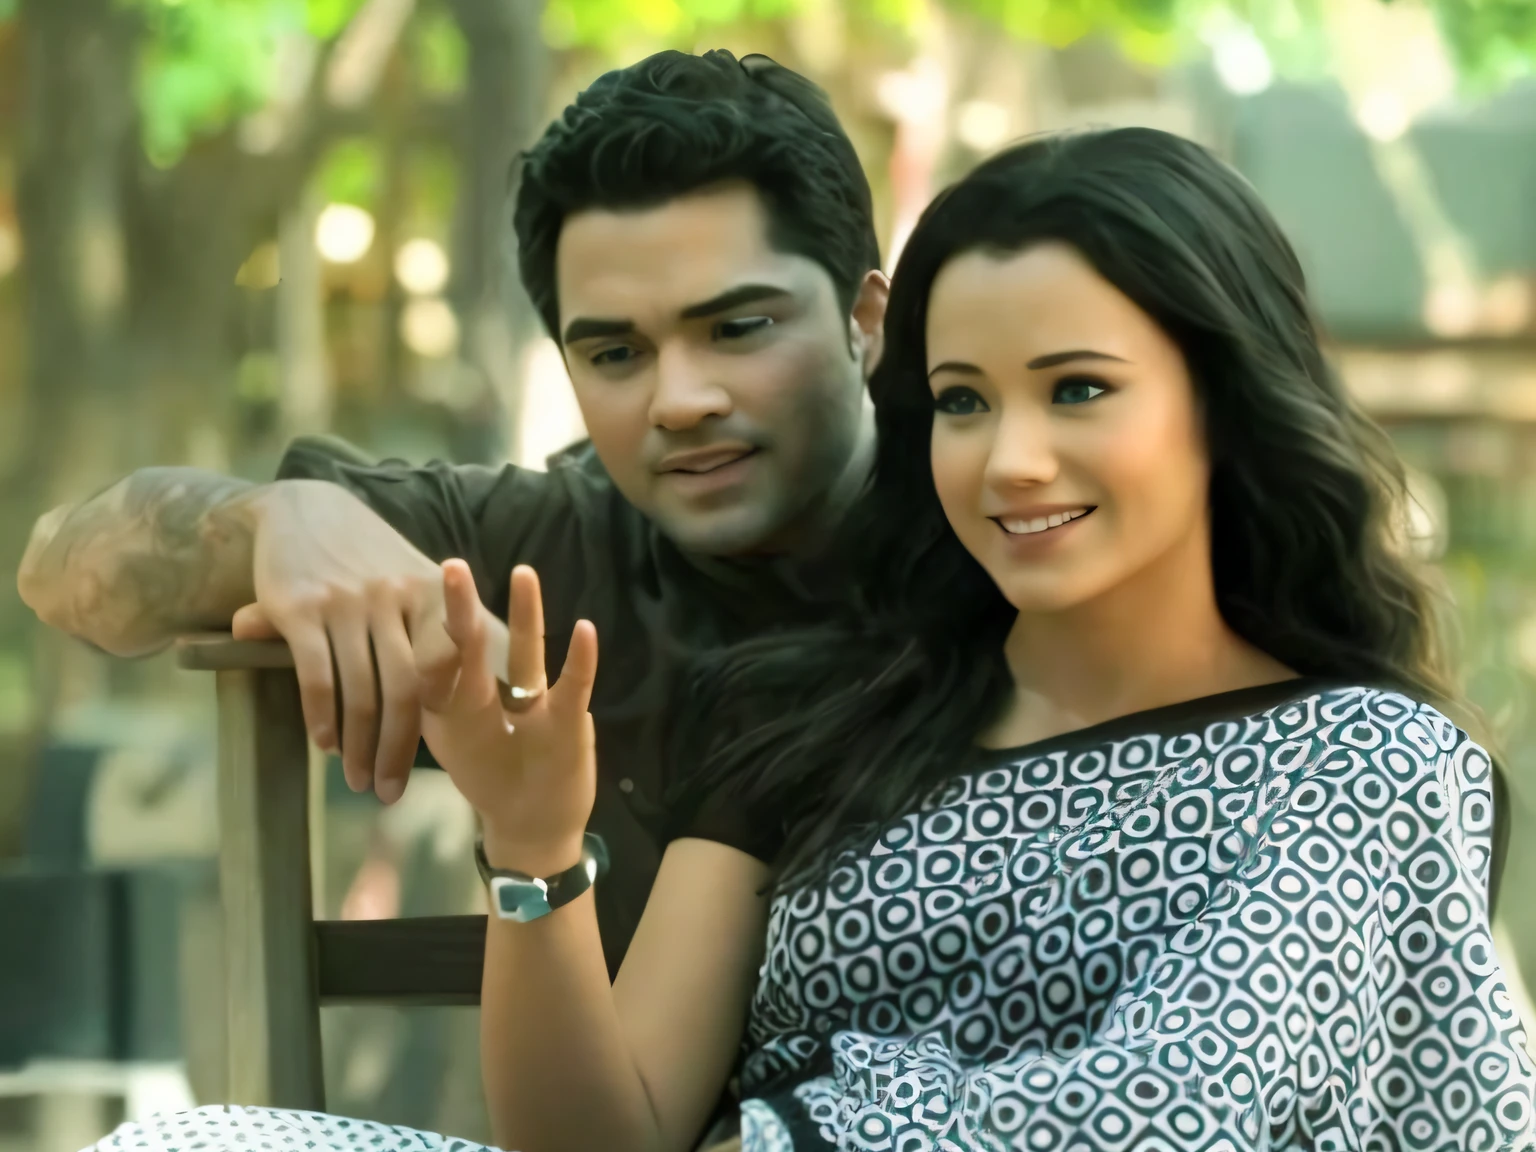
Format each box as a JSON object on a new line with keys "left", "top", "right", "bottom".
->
{"left": 927, "top": 241, "right": 1211, "bottom": 614}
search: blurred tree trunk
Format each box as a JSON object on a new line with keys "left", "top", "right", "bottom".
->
{"left": 4, "top": 3, "right": 396, "bottom": 859}
{"left": 277, "top": 182, "right": 332, "bottom": 440}
{"left": 5, "top": 0, "right": 137, "bottom": 852}
{"left": 446, "top": 0, "right": 548, "bottom": 463}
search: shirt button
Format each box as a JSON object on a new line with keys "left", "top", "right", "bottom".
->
{"left": 619, "top": 778, "right": 634, "bottom": 794}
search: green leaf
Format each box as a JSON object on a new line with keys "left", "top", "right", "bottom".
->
{"left": 319, "top": 136, "right": 382, "bottom": 207}
{"left": 306, "top": 0, "right": 367, "bottom": 39}
{"left": 125, "top": 0, "right": 307, "bottom": 166}
{"left": 409, "top": 140, "right": 459, "bottom": 222}
{"left": 543, "top": 0, "right": 808, "bottom": 52}
{"left": 1427, "top": 0, "right": 1536, "bottom": 92}
{"left": 125, "top": 1, "right": 290, "bottom": 161}
{"left": 414, "top": 8, "right": 466, "bottom": 96}
{"left": 119, "top": 0, "right": 375, "bottom": 167}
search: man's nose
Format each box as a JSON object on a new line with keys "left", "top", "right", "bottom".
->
{"left": 648, "top": 344, "right": 733, "bottom": 431}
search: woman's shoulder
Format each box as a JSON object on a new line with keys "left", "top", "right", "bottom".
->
{"left": 1289, "top": 684, "right": 1498, "bottom": 857}
{"left": 969, "top": 679, "right": 1479, "bottom": 771}
{"left": 1297, "top": 682, "right": 1487, "bottom": 767}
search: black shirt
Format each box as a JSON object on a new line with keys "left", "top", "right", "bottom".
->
{"left": 276, "top": 434, "right": 854, "bottom": 974}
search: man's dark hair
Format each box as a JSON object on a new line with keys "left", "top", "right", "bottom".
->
{"left": 512, "top": 50, "right": 881, "bottom": 340}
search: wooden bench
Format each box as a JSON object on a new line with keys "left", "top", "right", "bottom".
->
{"left": 177, "top": 634, "right": 487, "bottom": 1112}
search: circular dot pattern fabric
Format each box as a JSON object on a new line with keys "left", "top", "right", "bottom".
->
{"left": 738, "top": 685, "right": 1536, "bottom": 1151}
{"left": 87, "top": 1107, "right": 502, "bottom": 1152}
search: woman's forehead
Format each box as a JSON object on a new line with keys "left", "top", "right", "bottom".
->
{"left": 925, "top": 245, "right": 1161, "bottom": 367}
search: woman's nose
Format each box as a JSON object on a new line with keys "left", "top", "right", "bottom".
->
{"left": 984, "top": 405, "right": 1059, "bottom": 488}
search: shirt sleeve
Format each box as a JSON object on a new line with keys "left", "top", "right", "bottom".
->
{"left": 1356, "top": 709, "right": 1536, "bottom": 1148}
{"left": 672, "top": 783, "right": 787, "bottom": 864}
{"left": 275, "top": 434, "right": 587, "bottom": 618}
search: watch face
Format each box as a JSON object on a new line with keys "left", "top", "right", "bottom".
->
{"left": 491, "top": 876, "right": 552, "bottom": 922}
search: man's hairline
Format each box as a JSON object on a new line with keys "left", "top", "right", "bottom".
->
{"left": 546, "top": 179, "right": 876, "bottom": 348}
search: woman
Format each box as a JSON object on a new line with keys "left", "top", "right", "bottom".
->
{"left": 94, "top": 128, "right": 1532, "bottom": 1152}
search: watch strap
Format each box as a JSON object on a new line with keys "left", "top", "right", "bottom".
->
{"left": 475, "top": 833, "right": 609, "bottom": 923}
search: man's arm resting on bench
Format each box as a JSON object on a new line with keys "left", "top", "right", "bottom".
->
{"left": 18, "top": 470, "right": 507, "bottom": 800}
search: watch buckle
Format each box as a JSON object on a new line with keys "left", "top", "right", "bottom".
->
{"left": 490, "top": 874, "right": 551, "bottom": 923}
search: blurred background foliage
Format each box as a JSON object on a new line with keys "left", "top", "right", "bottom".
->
{"left": 3, "top": 0, "right": 1536, "bottom": 1148}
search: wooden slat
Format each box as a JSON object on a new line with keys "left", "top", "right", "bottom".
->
{"left": 177, "top": 630, "right": 523, "bottom": 708}
{"left": 178, "top": 633, "right": 295, "bottom": 670}
{"left": 217, "top": 667, "right": 324, "bottom": 1110}
{"left": 315, "top": 916, "right": 486, "bottom": 1005}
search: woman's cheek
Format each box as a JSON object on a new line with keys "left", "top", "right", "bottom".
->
{"left": 1095, "top": 432, "right": 1203, "bottom": 562}
{"left": 930, "top": 432, "right": 981, "bottom": 526}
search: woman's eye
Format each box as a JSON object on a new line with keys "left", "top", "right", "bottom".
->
{"left": 933, "top": 386, "right": 989, "bottom": 416}
{"left": 1053, "top": 376, "right": 1108, "bottom": 405}
{"left": 716, "top": 316, "right": 774, "bottom": 340}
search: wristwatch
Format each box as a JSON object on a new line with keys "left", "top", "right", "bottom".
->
{"left": 475, "top": 833, "right": 610, "bottom": 923}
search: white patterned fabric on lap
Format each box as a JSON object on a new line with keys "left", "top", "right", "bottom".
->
{"left": 84, "top": 1106, "right": 503, "bottom": 1152}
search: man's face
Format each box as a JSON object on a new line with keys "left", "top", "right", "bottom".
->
{"left": 555, "top": 182, "right": 885, "bottom": 556}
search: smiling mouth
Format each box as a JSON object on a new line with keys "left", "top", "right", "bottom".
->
{"left": 993, "top": 507, "right": 1095, "bottom": 536}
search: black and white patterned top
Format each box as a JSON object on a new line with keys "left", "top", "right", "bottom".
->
{"left": 737, "top": 682, "right": 1536, "bottom": 1151}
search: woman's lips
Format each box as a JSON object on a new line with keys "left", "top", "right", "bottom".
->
{"left": 993, "top": 506, "right": 1095, "bottom": 536}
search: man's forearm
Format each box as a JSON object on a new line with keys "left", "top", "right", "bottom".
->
{"left": 18, "top": 468, "right": 265, "bottom": 656}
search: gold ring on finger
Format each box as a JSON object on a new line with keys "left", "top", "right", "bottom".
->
{"left": 499, "top": 681, "right": 547, "bottom": 709}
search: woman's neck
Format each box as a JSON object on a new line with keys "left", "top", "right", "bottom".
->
{"left": 982, "top": 526, "right": 1296, "bottom": 750}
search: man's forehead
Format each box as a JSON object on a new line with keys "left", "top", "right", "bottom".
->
{"left": 554, "top": 184, "right": 818, "bottom": 327}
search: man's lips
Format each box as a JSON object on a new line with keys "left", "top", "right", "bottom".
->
{"left": 657, "top": 445, "right": 758, "bottom": 474}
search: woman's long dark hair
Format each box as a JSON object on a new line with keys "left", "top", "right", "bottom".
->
{"left": 672, "top": 127, "right": 1479, "bottom": 889}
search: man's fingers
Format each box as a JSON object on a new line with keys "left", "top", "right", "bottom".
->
{"left": 287, "top": 625, "right": 340, "bottom": 754}
{"left": 231, "top": 602, "right": 282, "bottom": 641}
{"left": 370, "top": 608, "right": 421, "bottom": 805}
{"left": 548, "top": 619, "right": 598, "bottom": 720}
{"left": 505, "top": 566, "right": 547, "bottom": 706}
{"left": 329, "top": 607, "right": 381, "bottom": 794}
{"left": 415, "top": 616, "right": 462, "bottom": 713}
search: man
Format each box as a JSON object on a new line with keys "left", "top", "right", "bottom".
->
{"left": 18, "top": 49, "right": 887, "bottom": 974}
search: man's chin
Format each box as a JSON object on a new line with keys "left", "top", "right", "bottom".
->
{"left": 651, "top": 503, "right": 784, "bottom": 558}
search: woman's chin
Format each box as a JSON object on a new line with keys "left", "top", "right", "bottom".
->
{"left": 993, "top": 573, "right": 1102, "bottom": 616}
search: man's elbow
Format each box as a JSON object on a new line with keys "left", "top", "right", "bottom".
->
{"left": 16, "top": 503, "right": 74, "bottom": 619}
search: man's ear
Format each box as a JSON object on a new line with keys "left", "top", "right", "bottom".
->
{"left": 848, "top": 269, "right": 890, "bottom": 380}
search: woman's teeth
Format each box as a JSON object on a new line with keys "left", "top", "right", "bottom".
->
{"left": 998, "top": 508, "right": 1091, "bottom": 535}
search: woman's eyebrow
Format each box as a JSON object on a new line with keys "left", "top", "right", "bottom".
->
{"left": 927, "top": 361, "right": 983, "bottom": 379}
{"left": 1026, "top": 349, "right": 1129, "bottom": 370}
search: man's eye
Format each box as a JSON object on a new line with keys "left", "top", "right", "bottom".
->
{"left": 715, "top": 316, "right": 774, "bottom": 340}
{"left": 1053, "top": 376, "right": 1108, "bottom": 405}
{"left": 933, "top": 386, "right": 989, "bottom": 416}
{"left": 590, "top": 345, "right": 638, "bottom": 367}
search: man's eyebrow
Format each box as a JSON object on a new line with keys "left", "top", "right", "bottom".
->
{"left": 562, "top": 317, "right": 634, "bottom": 345}
{"left": 679, "top": 284, "right": 793, "bottom": 320}
{"left": 1026, "top": 349, "right": 1128, "bottom": 370}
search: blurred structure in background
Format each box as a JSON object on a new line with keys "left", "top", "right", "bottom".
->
{"left": 1, "top": 0, "right": 1536, "bottom": 1148}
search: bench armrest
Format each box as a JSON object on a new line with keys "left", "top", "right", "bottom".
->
{"left": 176, "top": 633, "right": 295, "bottom": 670}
